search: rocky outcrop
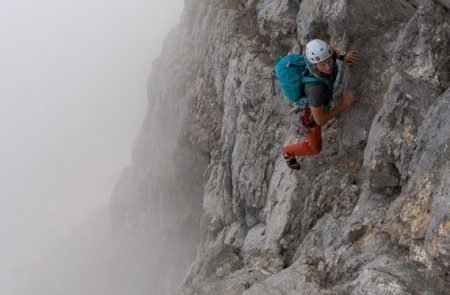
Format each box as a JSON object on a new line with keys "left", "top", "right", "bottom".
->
{"left": 109, "top": 0, "right": 449, "bottom": 294}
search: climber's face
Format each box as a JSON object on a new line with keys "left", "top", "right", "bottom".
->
{"left": 313, "top": 56, "right": 334, "bottom": 75}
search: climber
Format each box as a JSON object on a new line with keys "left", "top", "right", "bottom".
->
{"left": 283, "top": 39, "right": 360, "bottom": 170}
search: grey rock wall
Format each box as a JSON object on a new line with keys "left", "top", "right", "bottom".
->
{"left": 109, "top": 0, "right": 449, "bottom": 294}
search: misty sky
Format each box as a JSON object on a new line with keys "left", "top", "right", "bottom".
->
{"left": 0, "top": 0, "right": 184, "bottom": 293}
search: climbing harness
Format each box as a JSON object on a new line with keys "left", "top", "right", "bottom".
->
{"left": 295, "top": 0, "right": 313, "bottom": 41}
{"left": 289, "top": 104, "right": 315, "bottom": 130}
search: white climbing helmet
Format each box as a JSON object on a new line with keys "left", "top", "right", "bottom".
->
{"left": 305, "top": 39, "right": 333, "bottom": 64}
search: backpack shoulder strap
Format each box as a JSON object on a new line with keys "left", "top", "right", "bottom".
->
{"left": 304, "top": 61, "right": 336, "bottom": 88}
{"left": 301, "top": 76, "right": 322, "bottom": 84}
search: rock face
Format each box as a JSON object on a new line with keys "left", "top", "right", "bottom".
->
{"left": 109, "top": 0, "right": 449, "bottom": 294}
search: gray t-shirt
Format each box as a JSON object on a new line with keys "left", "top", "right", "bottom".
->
{"left": 304, "top": 82, "right": 332, "bottom": 108}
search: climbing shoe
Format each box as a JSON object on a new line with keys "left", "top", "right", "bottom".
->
{"left": 284, "top": 156, "right": 301, "bottom": 170}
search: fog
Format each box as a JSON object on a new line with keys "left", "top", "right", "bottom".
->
{"left": 0, "top": 0, "right": 183, "bottom": 293}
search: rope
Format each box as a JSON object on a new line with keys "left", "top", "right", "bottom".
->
{"left": 295, "top": 0, "right": 313, "bottom": 41}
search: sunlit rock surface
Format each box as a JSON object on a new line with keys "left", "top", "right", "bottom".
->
{"left": 108, "top": 0, "right": 449, "bottom": 294}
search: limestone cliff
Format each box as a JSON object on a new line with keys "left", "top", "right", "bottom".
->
{"left": 109, "top": 0, "right": 449, "bottom": 294}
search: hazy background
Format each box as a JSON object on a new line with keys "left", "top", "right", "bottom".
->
{"left": 0, "top": 0, "right": 184, "bottom": 293}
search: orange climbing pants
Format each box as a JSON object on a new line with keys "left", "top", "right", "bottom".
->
{"left": 282, "top": 125, "right": 322, "bottom": 157}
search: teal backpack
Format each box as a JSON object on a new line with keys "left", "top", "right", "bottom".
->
{"left": 272, "top": 54, "right": 337, "bottom": 105}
